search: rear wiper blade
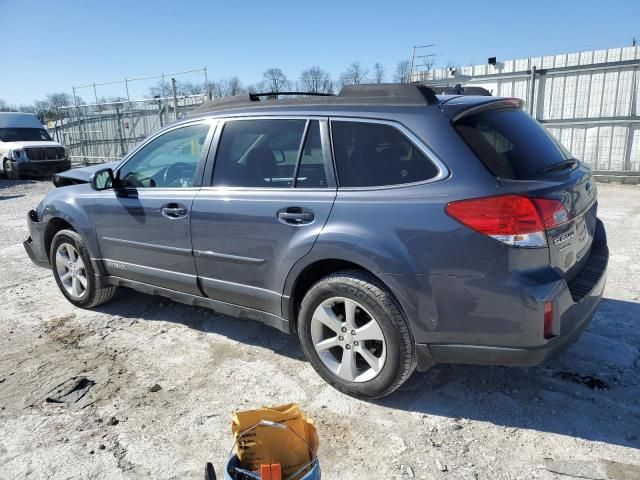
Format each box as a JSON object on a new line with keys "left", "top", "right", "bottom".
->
{"left": 539, "top": 159, "right": 577, "bottom": 174}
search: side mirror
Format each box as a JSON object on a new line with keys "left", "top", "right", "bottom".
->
{"left": 90, "top": 168, "right": 115, "bottom": 191}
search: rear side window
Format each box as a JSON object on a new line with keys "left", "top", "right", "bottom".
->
{"left": 331, "top": 121, "right": 438, "bottom": 187}
{"left": 455, "top": 108, "right": 572, "bottom": 180}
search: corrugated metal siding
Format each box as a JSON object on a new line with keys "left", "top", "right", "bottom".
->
{"left": 414, "top": 46, "right": 640, "bottom": 173}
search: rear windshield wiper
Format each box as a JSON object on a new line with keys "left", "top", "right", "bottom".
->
{"left": 538, "top": 159, "right": 577, "bottom": 174}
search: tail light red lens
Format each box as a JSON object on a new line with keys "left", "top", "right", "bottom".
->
{"left": 445, "top": 194, "right": 569, "bottom": 247}
{"left": 529, "top": 197, "right": 570, "bottom": 229}
{"left": 543, "top": 301, "right": 554, "bottom": 339}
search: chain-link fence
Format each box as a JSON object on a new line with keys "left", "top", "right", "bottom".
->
{"left": 46, "top": 68, "right": 210, "bottom": 167}
{"left": 51, "top": 94, "right": 208, "bottom": 166}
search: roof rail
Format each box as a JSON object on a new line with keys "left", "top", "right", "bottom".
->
{"left": 338, "top": 83, "right": 439, "bottom": 105}
{"left": 248, "top": 91, "right": 334, "bottom": 101}
{"left": 188, "top": 83, "right": 441, "bottom": 117}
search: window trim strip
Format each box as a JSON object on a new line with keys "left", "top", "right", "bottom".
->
{"left": 292, "top": 120, "right": 311, "bottom": 188}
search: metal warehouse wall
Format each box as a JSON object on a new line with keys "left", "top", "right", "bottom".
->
{"left": 414, "top": 46, "right": 640, "bottom": 176}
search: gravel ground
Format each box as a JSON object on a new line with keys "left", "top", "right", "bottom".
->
{"left": 0, "top": 178, "right": 639, "bottom": 480}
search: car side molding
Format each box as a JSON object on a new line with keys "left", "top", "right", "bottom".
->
{"left": 106, "top": 276, "right": 292, "bottom": 334}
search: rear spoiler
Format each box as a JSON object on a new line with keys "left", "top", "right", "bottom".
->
{"left": 445, "top": 98, "right": 524, "bottom": 123}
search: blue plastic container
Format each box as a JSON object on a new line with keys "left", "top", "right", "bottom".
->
{"left": 224, "top": 455, "right": 321, "bottom": 480}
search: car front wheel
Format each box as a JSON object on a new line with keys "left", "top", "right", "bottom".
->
{"left": 50, "top": 229, "right": 117, "bottom": 308}
{"left": 298, "top": 270, "right": 416, "bottom": 399}
{"left": 3, "top": 159, "right": 19, "bottom": 180}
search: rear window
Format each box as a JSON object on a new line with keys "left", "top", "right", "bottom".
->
{"left": 455, "top": 108, "right": 572, "bottom": 180}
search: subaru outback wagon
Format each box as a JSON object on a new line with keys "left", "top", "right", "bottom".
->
{"left": 24, "top": 84, "right": 608, "bottom": 398}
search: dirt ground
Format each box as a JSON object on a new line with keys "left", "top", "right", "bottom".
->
{"left": 0, "top": 178, "right": 639, "bottom": 480}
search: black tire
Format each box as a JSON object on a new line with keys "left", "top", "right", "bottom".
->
{"left": 50, "top": 229, "right": 117, "bottom": 308}
{"left": 3, "top": 159, "right": 19, "bottom": 180}
{"left": 204, "top": 462, "right": 217, "bottom": 480}
{"left": 298, "top": 270, "right": 416, "bottom": 399}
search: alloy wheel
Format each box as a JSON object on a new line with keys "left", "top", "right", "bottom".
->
{"left": 310, "top": 296, "right": 386, "bottom": 383}
{"left": 55, "top": 242, "right": 88, "bottom": 299}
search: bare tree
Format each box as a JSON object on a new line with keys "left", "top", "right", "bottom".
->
{"left": 208, "top": 77, "right": 245, "bottom": 98}
{"left": 262, "top": 68, "right": 290, "bottom": 93}
{"left": 0, "top": 100, "right": 17, "bottom": 112}
{"left": 148, "top": 80, "right": 173, "bottom": 98}
{"left": 178, "top": 81, "right": 202, "bottom": 96}
{"left": 27, "top": 93, "right": 74, "bottom": 121}
{"left": 18, "top": 104, "right": 36, "bottom": 114}
{"left": 2, "top": 93, "right": 76, "bottom": 118}
{"left": 149, "top": 80, "right": 205, "bottom": 98}
{"left": 299, "top": 66, "right": 333, "bottom": 94}
{"left": 339, "top": 62, "right": 369, "bottom": 87}
{"left": 46, "top": 93, "right": 72, "bottom": 109}
{"left": 202, "top": 81, "right": 219, "bottom": 98}
{"left": 394, "top": 60, "right": 411, "bottom": 83}
{"left": 32, "top": 100, "right": 53, "bottom": 121}
{"left": 227, "top": 76, "right": 244, "bottom": 96}
{"left": 373, "top": 63, "right": 385, "bottom": 83}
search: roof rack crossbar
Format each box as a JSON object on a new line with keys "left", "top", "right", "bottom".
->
{"left": 248, "top": 91, "right": 335, "bottom": 101}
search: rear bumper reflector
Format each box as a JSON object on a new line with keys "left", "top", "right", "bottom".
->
{"left": 543, "top": 301, "right": 555, "bottom": 339}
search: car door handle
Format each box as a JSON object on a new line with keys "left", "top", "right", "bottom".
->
{"left": 161, "top": 204, "right": 188, "bottom": 219}
{"left": 277, "top": 207, "right": 314, "bottom": 225}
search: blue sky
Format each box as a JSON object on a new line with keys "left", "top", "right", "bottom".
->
{"left": 2, "top": 0, "right": 639, "bottom": 105}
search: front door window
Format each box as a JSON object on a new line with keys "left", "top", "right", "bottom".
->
{"left": 118, "top": 123, "right": 210, "bottom": 188}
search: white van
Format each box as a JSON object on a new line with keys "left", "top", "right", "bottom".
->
{"left": 1, "top": 113, "right": 70, "bottom": 179}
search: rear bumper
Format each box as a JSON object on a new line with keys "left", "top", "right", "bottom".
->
{"left": 417, "top": 264, "right": 605, "bottom": 369}
{"left": 13, "top": 159, "right": 71, "bottom": 176}
{"left": 23, "top": 210, "right": 50, "bottom": 268}
{"left": 413, "top": 219, "right": 608, "bottom": 371}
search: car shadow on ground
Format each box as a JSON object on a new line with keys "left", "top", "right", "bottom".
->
{"left": 95, "top": 291, "right": 640, "bottom": 449}
{"left": 382, "top": 298, "right": 640, "bottom": 449}
{"left": 0, "top": 177, "right": 38, "bottom": 191}
{"left": 0, "top": 194, "right": 25, "bottom": 201}
{"left": 93, "top": 287, "right": 306, "bottom": 362}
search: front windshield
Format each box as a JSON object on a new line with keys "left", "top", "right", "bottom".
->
{"left": 0, "top": 127, "right": 52, "bottom": 142}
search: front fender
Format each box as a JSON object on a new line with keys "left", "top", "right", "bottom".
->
{"left": 39, "top": 184, "right": 100, "bottom": 260}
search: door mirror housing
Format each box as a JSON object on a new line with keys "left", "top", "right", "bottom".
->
{"left": 90, "top": 168, "right": 115, "bottom": 191}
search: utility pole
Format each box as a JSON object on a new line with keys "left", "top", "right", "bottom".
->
{"left": 409, "top": 44, "right": 436, "bottom": 83}
{"left": 204, "top": 66, "right": 212, "bottom": 100}
{"left": 528, "top": 66, "right": 537, "bottom": 117}
{"left": 171, "top": 78, "right": 179, "bottom": 121}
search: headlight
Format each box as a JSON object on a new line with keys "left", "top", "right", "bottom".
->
{"left": 10, "top": 149, "right": 28, "bottom": 162}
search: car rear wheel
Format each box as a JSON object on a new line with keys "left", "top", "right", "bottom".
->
{"left": 50, "top": 229, "right": 117, "bottom": 308}
{"left": 298, "top": 270, "right": 416, "bottom": 398}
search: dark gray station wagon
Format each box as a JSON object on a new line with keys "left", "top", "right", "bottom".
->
{"left": 24, "top": 84, "right": 608, "bottom": 398}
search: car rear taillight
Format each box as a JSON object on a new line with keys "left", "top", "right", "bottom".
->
{"left": 445, "top": 194, "right": 569, "bottom": 247}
